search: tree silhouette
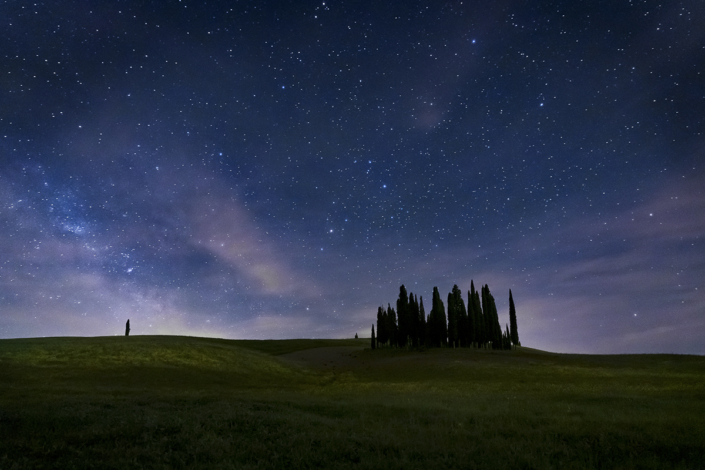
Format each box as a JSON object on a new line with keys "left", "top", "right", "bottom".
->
{"left": 397, "top": 285, "right": 409, "bottom": 348}
{"left": 429, "top": 287, "right": 447, "bottom": 347}
{"left": 371, "top": 325, "right": 376, "bottom": 350}
{"left": 473, "top": 282, "right": 487, "bottom": 347}
{"left": 409, "top": 292, "right": 419, "bottom": 348}
{"left": 387, "top": 304, "right": 397, "bottom": 348}
{"left": 509, "top": 289, "right": 520, "bottom": 348}
{"left": 456, "top": 289, "right": 468, "bottom": 347}
{"left": 418, "top": 296, "right": 427, "bottom": 347}
{"left": 482, "top": 285, "right": 502, "bottom": 350}
{"left": 449, "top": 284, "right": 467, "bottom": 348}
{"left": 373, "top": 283, "right": 519, "bottom": 351}
{"left": 467, "top": 288, "right": 476, "bottom": 347}
{"left": 447, "top": 291, "right": 457, "bottom": 348}
{"left": 125, "top": 319, "right": 130, "bottom": 337}
{"left": 481, "top": 285, "right": 490, "bottom": 347}
{"left": 376, "top": 306, "right": 386, "bottom": 347}
{"left": 470, "top": 281, "right": 484, "bottom": 348}
{"left": 502, "top": 324, "right": 511, "bottom": 350}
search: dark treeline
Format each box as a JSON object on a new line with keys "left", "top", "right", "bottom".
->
{"left": 372, "top": 282, "right": 520, "bottom": 350}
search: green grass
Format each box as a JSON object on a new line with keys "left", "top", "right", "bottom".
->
{"left": 231, "top": 337, "right": 367, "bottom": 356}
{"left": 1, "top": 336, "right": 704, "bottom": 469}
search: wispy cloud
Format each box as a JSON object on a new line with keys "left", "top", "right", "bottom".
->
{"left": 187, "top": 192, "right": 319, "bottom": 298}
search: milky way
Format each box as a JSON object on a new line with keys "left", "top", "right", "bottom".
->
{"left": 2, "top": 1, "right": 704, "bottom": 353}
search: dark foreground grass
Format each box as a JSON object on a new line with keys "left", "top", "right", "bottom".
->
{"left": 1, "top": 336, "right": 704, "bottom": 469}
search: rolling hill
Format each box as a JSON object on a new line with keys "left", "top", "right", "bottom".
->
{"left": 1, "top": 335, "right": 704, "bottom": 469}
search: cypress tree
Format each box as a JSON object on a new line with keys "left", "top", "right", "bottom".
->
{"left": 388, "top": 304, "right": 397, "bottom": 348}
{"left": 418, "top": 296, "right": 427, "bottom": 347}
{"left": 458, "top": 289, "right": 470, "bottom": 348}
{"left": 409, "top": 292, "right": 419, "bottom": 348}
{"left": 384, "top": 307, "right": 391, "bottom": 347}
{"left": 371, "top": 325, "right": 376, "bottom": 349}
{"left": 456, "top": 288, "right": 468, "bottom": 347}
{"left": 429, "top": 288, "right": 438, "bottom": 347}
{"left": 441, "top": 292, "right": 447, "bottom": 347}
{"left": 483, "top": 285, "right": 493, "bottom": 348}
{"left": 481, "top": 285, "right": 490, "bottom": 348}
{"left": 376, "top": 306, "right": 385, "bottom": 347}
{"left": 397, "top": 285, "right": 409, "bottom": 348}
{"left": 427, "top": 296, "right": 435, "bottom": 346}
{"left": 484, "top": 285, "right": 502, "bottom": 350}
{"left": 428, "top": 291, "right": 436, "bottom": 347}
{"left": 428, "top": 287, "right": 441, "bottom": 347}
{"left": 467, "top": 289, "right": 476, "bottom": 347}
{"left": 494, "top": 298, "right": 502, "bottom": 349}
{"left": 470, "top": 281, "right": 484, "bottom": 348}
{"left": 448, "top": 284, "right": 467, "bottom": 348}
{"left": 447, "top": 291, "right": 457, "bottom": 348}
{"left": 430, "top": 287, "right": 447, "bottom": 347}
{"left": 509, "top": 289, "right": 520, "bottom": 348}
{"left": 426, "top": 313, "right": 432, "bottom": 347}
{"left": 474, "top": 290, "right": 483, "bottom": 346}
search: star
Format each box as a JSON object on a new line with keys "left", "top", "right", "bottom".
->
{"left": 0, "top": 0, "right": 702, "bottom": 354}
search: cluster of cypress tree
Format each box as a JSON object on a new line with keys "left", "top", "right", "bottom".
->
{"left": 372, "top": 281, "right": 520, "bottom": 350}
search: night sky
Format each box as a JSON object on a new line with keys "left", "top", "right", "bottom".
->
{"left": 2, "top": 1, "right": 704, "bottom": 354}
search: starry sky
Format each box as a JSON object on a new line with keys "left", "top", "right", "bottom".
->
{"left": 2, "top": 1, "right": 704, "bottom": 354}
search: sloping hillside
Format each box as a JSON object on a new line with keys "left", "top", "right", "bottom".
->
{"left": 0, "top": 335, "right": 322, "bottom": 393}
{"left": 1, "top": 336, "right": 704, "bottom": 470}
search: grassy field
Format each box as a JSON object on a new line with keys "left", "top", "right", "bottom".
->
{"left": 1, "top": 336, "right": 704, "bottom": 469}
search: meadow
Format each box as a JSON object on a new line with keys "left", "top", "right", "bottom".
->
{"left": 1, "top": 335, "right": 704, "bottom": 469}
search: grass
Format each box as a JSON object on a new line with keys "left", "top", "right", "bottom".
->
{"left": 1, "top": 336, "right": 704, "bottom": 469}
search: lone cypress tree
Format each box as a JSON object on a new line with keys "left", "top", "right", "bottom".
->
{"left": 125, "top": 319, "right": 130, "bottom": 336}
{"left": 509, "top": 289, "right": 520, "bottom": 348}
{"left": 371, "top": 325, "right": 376, "bottom": 350}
